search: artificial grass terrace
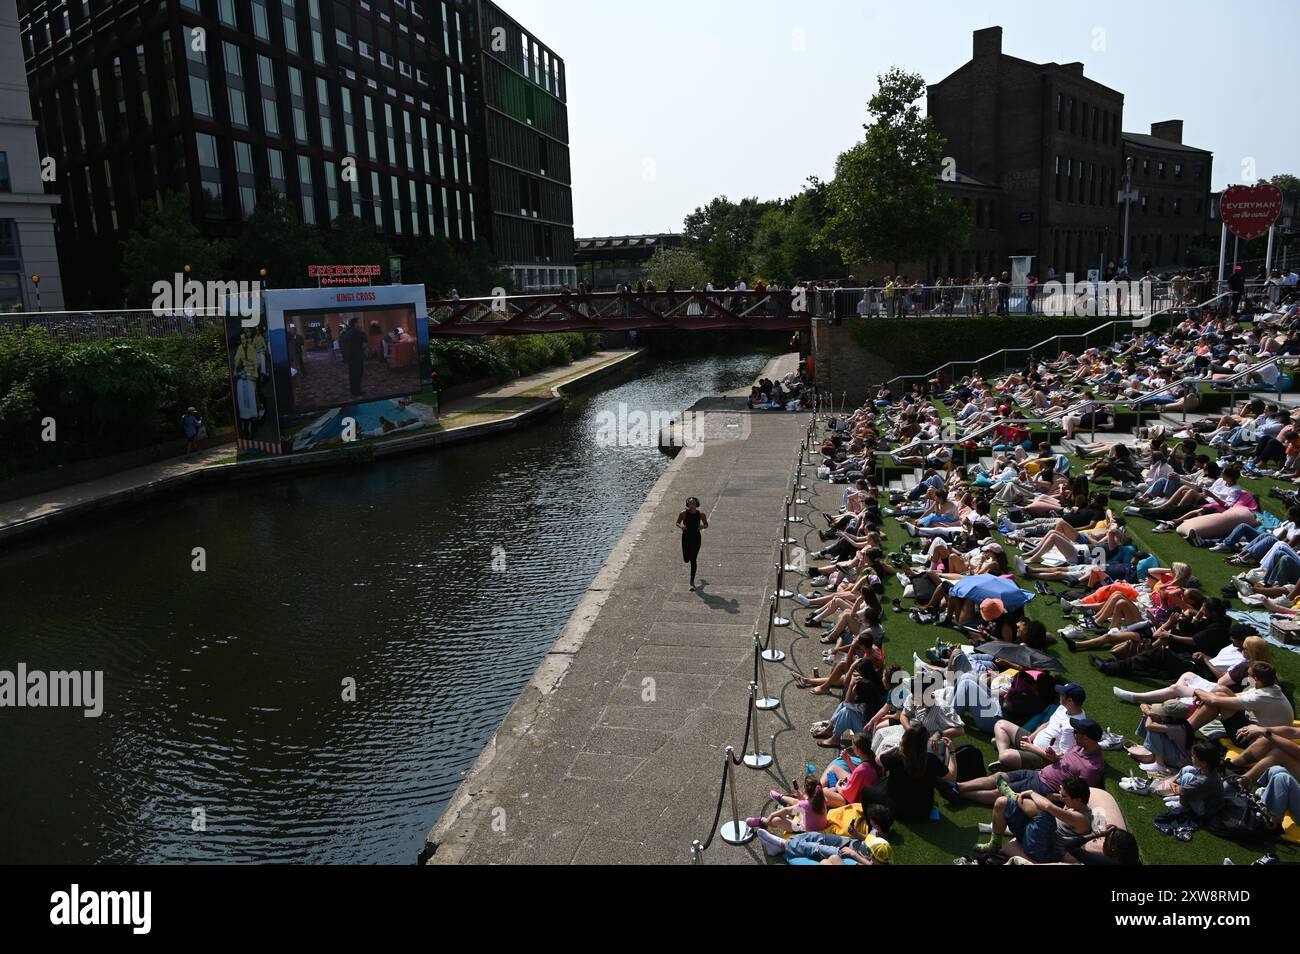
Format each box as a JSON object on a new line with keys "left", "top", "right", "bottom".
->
{"left": 826, "top": 426, "right": 1300, "bottom": 865}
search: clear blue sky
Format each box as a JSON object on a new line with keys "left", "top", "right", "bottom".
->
{"left": 498, "top": 0, "right": 1299, "bottom": 238}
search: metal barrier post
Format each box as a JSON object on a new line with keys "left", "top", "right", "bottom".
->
{"left": 777, "top": 559, "right": 793, "bottom": 599}
{"left": 761, "top": 609, "right": 785, "bottom": 663}
{"left": 773, "top": 592, "right": 790, "bottom": 628}
{"left": 743, "top": 685, "right": 773, "bottom": 769}
{"left": 719, "top": 747, "right": 754, "bottom": 844}
{"left": 754, "top": 637, "right": 780, "bottom": 711}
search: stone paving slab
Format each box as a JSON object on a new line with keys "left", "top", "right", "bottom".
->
{"left": 425, "top": 401, "right": 814, "bottom": 864}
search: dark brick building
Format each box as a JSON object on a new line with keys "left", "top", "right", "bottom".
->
{"left": 17, "top": 0, "right": 574, "bottom": 306}
{"left": 926, "top": 26, "right": 1213, "bottom": 280}
{"left": 1121, "top": 120, "right": 1212, "bottom": 272}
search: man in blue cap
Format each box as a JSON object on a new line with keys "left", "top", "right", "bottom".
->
{"left": 955, "top": 717, "right": 1105, "bottom": 806}
{"left": 988, "top": 683, "right": 1087, "bottom": 772}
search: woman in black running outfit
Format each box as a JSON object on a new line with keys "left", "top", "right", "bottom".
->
{"left": 676, "top": 497, "right": 709, "bottom": 591}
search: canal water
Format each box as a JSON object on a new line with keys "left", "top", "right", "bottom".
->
{"left": 0, "top": 349, "right": 773, "bottom": 863}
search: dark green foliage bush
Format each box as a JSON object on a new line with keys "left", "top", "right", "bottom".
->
{"left": 849, "top": 315, "right": 1145, "bottom": 377}
{"left": 0, "top": 324, "right": 233, "bottom": 478}
{"left": 0, "top": 325, "right": 602, "bottom": 478}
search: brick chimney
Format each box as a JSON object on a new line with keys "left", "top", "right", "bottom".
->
{"left": 1150, "top": 120, "right": 1184, "bottom": 144}
{"left": 973, "top": 26, "right": 1002, "bottom": 59}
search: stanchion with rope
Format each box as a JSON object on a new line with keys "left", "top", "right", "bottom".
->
{"left": 742, "top": 683, "right": 773, "bottom": 769}
{"left": 776, "top": 557, "right": 793, "bottom": 600}
{"left": 718, "top": 746, "right": 754, "bottom": 845}
{"left": 754, "top": 637, "right": 780, "bottom": 711}
{"left": 760, "top": 600, "right": 785, "bottom": 662}
{"left": 785, "top": 495, "right": 803, "bottom": 525}
{"left": 772, "top": 592, "right": 791, "bottom": 628}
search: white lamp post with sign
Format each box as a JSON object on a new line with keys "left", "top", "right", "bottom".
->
{"left": 1118, "top": 158, "right": 1137, "bottom": 272}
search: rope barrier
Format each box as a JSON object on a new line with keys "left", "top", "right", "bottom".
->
{"left": 691, "top": 411, "right": 823, "bottom": 862}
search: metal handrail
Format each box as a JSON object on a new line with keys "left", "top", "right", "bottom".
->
{"left": 879, "top": 286, "right": 1240, "bottom": 394}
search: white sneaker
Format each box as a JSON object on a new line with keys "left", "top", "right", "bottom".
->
{"left": 810, "top": 575, "right": 829, "bottom": 586}
{"left": 794, "top": 594, "right": 812, "bottom": 607}
{"left": 754, "top": 827, "right": 787, "bottom": 857}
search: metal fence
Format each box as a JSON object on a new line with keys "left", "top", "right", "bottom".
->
{"left": 0, "top": 309, "right": 226, "bottom": 342}
{"left": 812, "top": 279, "right": 1292, "bottom": 320}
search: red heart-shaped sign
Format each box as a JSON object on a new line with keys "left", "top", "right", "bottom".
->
{"left": 1220, "top": 183, "right": 1283, "bottom": 241}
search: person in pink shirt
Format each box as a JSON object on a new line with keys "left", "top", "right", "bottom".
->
{"left": 822, "top": 733, "right": 881, "bottom": 808}
{"left": 746, "top": 775, "right": 830, "bottom": 834}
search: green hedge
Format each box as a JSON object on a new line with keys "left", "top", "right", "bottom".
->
{"left": 429, "top": 332, "right": 601, "bottom": 385}
{"left": 0, "top": 325, "right": 233, "bottom": 479}
{"left": 489, "top": 332, "right": 601, "bottom": 377}
{"left": 848, "top": 315, "right": 1141, "bottom": 377}
{"left": 1, "top": 327, "right": 603, "bottom": 480}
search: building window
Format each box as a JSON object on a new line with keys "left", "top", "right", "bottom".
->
{"left": 267, "top": 147, "right": 286, "bottom": 194}
{"left": 1174, "top": 162, "right": 1183, "bottom": 177}
{"left": 390, "top": 175, "right": 402, "bottom": 234}
{"left": 189, "top": 75, "right": 212, "bottom": 117}
{"left": 0, "top": 152, "right": 10, "bottom": 192}
{"left": 252, "top": 1, "right": 270, "bottom": 42}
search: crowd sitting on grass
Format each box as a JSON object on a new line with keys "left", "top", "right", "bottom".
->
{"left": 745, "top": 291, "right": 1300, "bottom": 865}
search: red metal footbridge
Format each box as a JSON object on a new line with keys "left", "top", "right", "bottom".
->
{"left": 427, "top": 289, "right": 812, "bottom": 336}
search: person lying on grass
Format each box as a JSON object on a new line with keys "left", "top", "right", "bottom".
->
{"left": 1095, "top": 624, "right": 1258, "bottom": 692}
{"left": 1112, "top": 661, "right": 1294, "bottom": 738}
{"left": 988, "top": 683, "right": 1088, "bottom": 771}
{"left": 752, "top": 802, "right": 895, "bottom": 864}
{"left": 1061, "top": 583, "right": 1206, "bottom": 658}
{"left": 955, "top": 717, "right": 1105, "bottom": 805}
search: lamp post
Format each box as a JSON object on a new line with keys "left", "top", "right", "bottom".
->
{"left": 1119, "top": 157, "right": 1136, "bottom": 270}
{"left": 29, "top": 274, "right": 41, "bottom": 312}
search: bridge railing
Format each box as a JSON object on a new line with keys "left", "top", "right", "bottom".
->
{"left": 428, "top": 288, "right": 813, "bottom": 333}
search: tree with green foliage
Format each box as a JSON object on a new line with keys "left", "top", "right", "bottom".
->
{"left": 752, "top": 182, "right": 846, "bottom": 283}
{"left": 324, "top": 214, "right": 391, "bottom": 271}
{"left": 228, "top": 193, "right": 328, "bottom": 288}
{"left": 645, "top": 247, "right": 707, "bottom": 289}
{"left": 820, "top": 67, "right": 969, "bottom": 273}
{"left": 119, "top": 194, "right": 230, "bottom": 307}
{"left": 682, "top": 196, "right": 777, "bottom": 283}
{"left": 405, "top": 235, "right": 511, "bottom": 298}
{"left": 1268, "top": 173, "right": 1300, "bottom": 193}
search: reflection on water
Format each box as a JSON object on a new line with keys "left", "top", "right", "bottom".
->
{"left": 0, "top": 351, "right": 771, "bottom": 863}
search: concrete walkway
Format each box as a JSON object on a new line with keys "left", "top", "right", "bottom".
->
{"left": 0, "top": 349, "right": 640, "bottom": 547}
{"left": 426, "top": 364, "right": 817, "bottom": 865}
